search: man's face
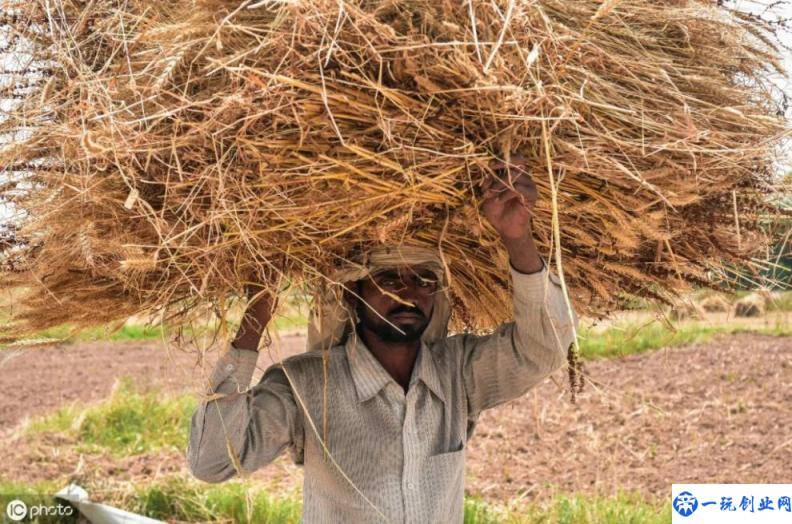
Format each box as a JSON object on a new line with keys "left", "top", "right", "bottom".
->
{"left": 354, "top": 266, "right": 439, "bottom": 344}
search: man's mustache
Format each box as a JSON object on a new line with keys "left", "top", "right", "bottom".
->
{"left": 388, "top": 305, "right": 425, "bottom": 318}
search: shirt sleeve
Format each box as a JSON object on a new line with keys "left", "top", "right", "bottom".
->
{"left": 187, "top": 344, "right": 304, "bottom": 482}
{"left": 461, "top": 259, "right": 579, "bottom": 418}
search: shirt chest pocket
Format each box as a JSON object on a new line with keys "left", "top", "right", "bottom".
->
{"left": 423, "top": 447, "right": 466, "bottom": 521}
{"left": 425, "top": 445, "right": 465, "bottom": 493}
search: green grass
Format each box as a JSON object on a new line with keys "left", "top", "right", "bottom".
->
{"left": 27, "top": 378, "right": 196, "bottom": 456}
{"left": 0, "top": 478, "right": 668, "bottom": 524}
{"left": 578, "top": 321, "right": 712, "bottom": 360}
{"left": 766, "top": 291, "right": 792, "bottom": 312}
{"left": 129, "top": 478, "right": 302, "bottom": 524}
{"left": 525, "top": 492, "right": 670, "bottom": 524}
{"left": 465, "top": 493, "right": 670, "bottom": 524}
{"left": 35, "top": 322, "right": 168, "bottom": 342}
{"left": 578, "top": 319, "right": 791, "bottom": 360}
{"left": 2, "top": 312, "right": 309, "bottom": 348}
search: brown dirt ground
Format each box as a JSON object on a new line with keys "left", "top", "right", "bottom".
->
{"left": 0, "top": 332, "right": 790, "bottom": 505}
{"left": 0, "top": 333, "right": 307, "bottom": 432}
{"left": 466, "top": 332, "right": 792, "bottom": 502}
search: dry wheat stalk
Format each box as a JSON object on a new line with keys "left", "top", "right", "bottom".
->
{"left": 0, "top": 0, "right": 788, "bottom": 345}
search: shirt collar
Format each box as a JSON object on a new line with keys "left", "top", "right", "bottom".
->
{"left": 346, "top": 335, "right": 392, "bottom": 403}
{"left": 410, "top": 341, "right": 446, "bottom": 405}
{"left": 346, "top": 335, "right": 446, "bottom": 405}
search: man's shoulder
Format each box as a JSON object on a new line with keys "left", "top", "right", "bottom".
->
{"left": 259, "top": 345, "right": 350, "bottom": 396}
{"left": 433, "top": 328, "right": 506, "bottom": 356}
{"left": 425, "top": 334, "right": 468, "bottom": 366}
{"left": 436, "top": 331, "right": 477, "bottom": 350}
{"left": 273, "top": 344, "right": 348, "bottom": 373}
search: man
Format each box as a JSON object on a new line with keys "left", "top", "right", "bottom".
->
{"left": 187, "top": 161, "right": 578, "bottom": 522}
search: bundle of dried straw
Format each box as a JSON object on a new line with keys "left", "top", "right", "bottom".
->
{"left": 0, "top": 0, "right": 788, "bottom": 344}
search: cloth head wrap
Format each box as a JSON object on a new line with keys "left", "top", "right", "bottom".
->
{"left": 306, "top": 245, "right": 451, "bottom": 353}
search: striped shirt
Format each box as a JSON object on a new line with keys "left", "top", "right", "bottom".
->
{"left": 187, "top": 264, "right": 578, "bottom": 523}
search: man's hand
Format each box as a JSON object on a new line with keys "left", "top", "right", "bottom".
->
{"left": 482, "top": 154, "right": 538, "bottom": 240}
{"left": 481, "top": 154, "right": 544, "bottom": 274}
{"left": 232, "top": 283, "right": 277, "bottom": 352}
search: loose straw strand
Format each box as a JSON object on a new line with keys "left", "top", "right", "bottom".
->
{"left": 541, "top": 118, "right": 583, "bottom": 397}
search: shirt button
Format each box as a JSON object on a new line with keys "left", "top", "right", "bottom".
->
{"left": 225, "top": 363, "right": 234, "bottom": 372}
{"left": 407, "top": 482, "right": 415, "bottom": 490}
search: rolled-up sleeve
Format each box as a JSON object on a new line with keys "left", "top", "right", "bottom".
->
{"left": 462, "top": 260, "right": 579, "bottom": 417}
{"left": 187, "top": 345, "right": 303, "bottom": 483}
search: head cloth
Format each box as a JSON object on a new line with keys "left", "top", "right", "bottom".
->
{"left": 306, "top": 245, "right": 451, "bottom": 353}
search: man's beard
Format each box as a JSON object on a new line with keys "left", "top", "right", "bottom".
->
{"left": 356, "top": 304, "right": 431, "bottom": 343}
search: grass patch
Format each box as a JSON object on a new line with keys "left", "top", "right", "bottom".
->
{"left": 578, "top": 319, "right": 791, "bottom": 360}
{"left": 578, "top": 321, "right": 715, "bottom": 360}
{"left": 0, "top": 289, "right": 312, "bottom": 348}
{"left": 27, "top": 378, "right": 196, "bottom": 456}
{"left": 766, "top": 291, "right": 792, "bottom": 312}
{"left": 2, "top": 312, "right": 309, "bottom": 348}
{"left": 0, "top": 478, "right": 669, "bottom": 524}
{"left": 465, "top": 492, "right": 670, "bottom": 523}
{"left": 129, "top": 478, "right": 302, "bottom": 524}
{"left": 36, "top": 323, "right": 168, "bottom": 342}
{"left": 523, "top": 492, "right": 671, "bottom": 524}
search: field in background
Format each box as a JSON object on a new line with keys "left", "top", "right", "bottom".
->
{"left": 5, "top": 290, "right": 790, "bottom": 353}
{"left": 1, "top": 372, "right": 677, "bottom": 523}
{"left": 0, "top": 297, "right": 789, "bottom": 523}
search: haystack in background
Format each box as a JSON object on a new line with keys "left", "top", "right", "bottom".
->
{"left": 0, "top": 0, "right": 788, "bottom": 345}
{"left": 734, "top": 293, "right": 767, "bottom": 318}
{"left": 733, "top": 288, "right": 784, "bottom": 317}
{"left": 666, "top": 300, "right": 706, "bottom": 322}
{"left": 698, "top": 294, "right": 732, "bottom": 313}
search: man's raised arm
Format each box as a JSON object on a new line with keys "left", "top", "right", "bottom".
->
{"left": 187, "top": 289, "right": 303, "bottom": 482}
{"left": 461, "top": 259, "right": 577, "bottom": 417}
{"left": 460, "top": 157, "right": 578, "bottom": 417}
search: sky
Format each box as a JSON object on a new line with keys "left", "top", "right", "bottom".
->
{"left": 736, "top": 0, "right": 791, "bottom": 77}
{"left": 734, "top": 0, "right": 791, "bottom": 172}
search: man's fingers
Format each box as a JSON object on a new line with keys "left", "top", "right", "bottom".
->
{"left": 490, "top": 165, "right": 535, "bottom": 187}
{"left": 490, "top": 154, "right": 531, "bottom": 175}
{"left": 481, "top": 153, "right": 538, "bottom": 211}
{"left": 485, "top": 174, "right": 538, "bottom": 198}
{"left": 482, "top": 184, "right": 536, "bottom": 210}
{"left": 491, "top": 168, "right": 530, "bottom": 186}
{"left": 489, "top": 153, "right": 530, "bottom": 168}
{"left": 482, "top": 189, "right": 537, "bottom": 211}
{"left": 482, "top": 154, "right": 534, "bottom": 191}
